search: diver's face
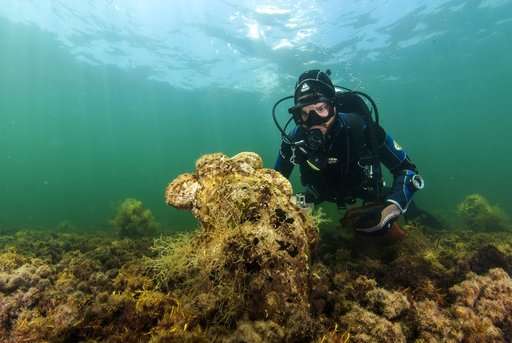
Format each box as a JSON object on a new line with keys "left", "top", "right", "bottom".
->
{"left": 300, "top": 101, "right": 335, "bottom": 134}
{"left": 300, "top": 102, "right": 330, "bottom": 121}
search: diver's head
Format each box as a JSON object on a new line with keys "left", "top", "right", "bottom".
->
{"left": 289, "top": 69, "right": 336, "bottom": 131}
{"left": 294, "top": 69, "right": 335, "bottom": 107}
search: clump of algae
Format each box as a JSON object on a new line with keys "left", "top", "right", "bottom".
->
{"left": 308, "top": 207, "right": 331, "bottom": 229}
{"left": 0, "top": 248, "right": 28, "bottom": 272}
{"left": 457, "top": 194, "right": 509, "bottom": 231}
{"left": 147, "top": 233, "right": 199, "bottom": 289}
{"left": 111, "top": 198, "right": 159, "bottom": 238}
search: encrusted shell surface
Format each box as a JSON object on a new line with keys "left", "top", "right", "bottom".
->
{"left": 230, "top": 152, "right": 263, "bottom": 174}
{"left": 255, "top": 169, "right": 293, "bottom": 197}
{"left": 165, "top": 173, "right": 200, "bottom": 209}
{"left": 195, "top": 153, "right": 230, "bottom": 178}
{"left": 167, "top": 152, "right": 292, "bottom": 212}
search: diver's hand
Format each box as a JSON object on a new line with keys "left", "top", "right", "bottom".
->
{"left": 352, "top": 203, "right": 401, "bottom": 234}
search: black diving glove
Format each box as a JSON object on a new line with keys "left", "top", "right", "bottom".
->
{"left": 342, "top": 202, "right": 401, "bottom": 235}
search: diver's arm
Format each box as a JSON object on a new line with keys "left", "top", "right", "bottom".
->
{"left": 274, "top": 141, "right": 294, "bottom": 179}
{"left": 376, "top": 126, "right": 423, "bottom": 213}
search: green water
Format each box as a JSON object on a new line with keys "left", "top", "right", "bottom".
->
{"left": 1, "top": 1, "right": 511, "bottom": 231}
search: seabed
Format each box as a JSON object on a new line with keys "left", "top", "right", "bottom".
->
{"left": 1, "top": 153, "right": 511, "bottom": 343}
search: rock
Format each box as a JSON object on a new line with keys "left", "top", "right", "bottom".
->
{"left": 161, "top": 152, "right": 319, "bottom": 328}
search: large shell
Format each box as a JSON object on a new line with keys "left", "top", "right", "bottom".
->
{"left": 165, "top": 173, "right": 200, "bottom": 209}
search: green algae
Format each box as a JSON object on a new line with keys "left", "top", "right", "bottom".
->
{"left": 111, "top": 198, "right": 159, "bottom": 239}
{"left": 457, "top": 193, "right": 510, "bottom": 232}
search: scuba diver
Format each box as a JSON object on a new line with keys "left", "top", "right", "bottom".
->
{"left": 273, "top": 69, "right": 425, "bottom": 239}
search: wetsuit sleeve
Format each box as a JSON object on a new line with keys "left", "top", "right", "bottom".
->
{"left": 274, "top": 139, "right": 294, "bottom": 179}
{"left": 375, "top": 125, "right": 422, "bottom": 213}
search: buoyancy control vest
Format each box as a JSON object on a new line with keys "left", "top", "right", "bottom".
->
{"left": 272, "top": 87, "right": 385, "bottom": 203}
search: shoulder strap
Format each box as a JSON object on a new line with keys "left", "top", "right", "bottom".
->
{"left": 339, "top": 112, "right": 365, "bottom": 151}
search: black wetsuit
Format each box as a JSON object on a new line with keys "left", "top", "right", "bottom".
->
{"left": 274, "top": 111, "right": 420, "bottom": 212}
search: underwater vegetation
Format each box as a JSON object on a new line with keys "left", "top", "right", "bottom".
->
{"left": 456, "top": 193, "right": 509, "bottom": 231}
{"left": 111, "top": 198, "right": 159, "bottom": 238}
{"left": 0, "top": 153, "right": 511, "bottom": 342}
